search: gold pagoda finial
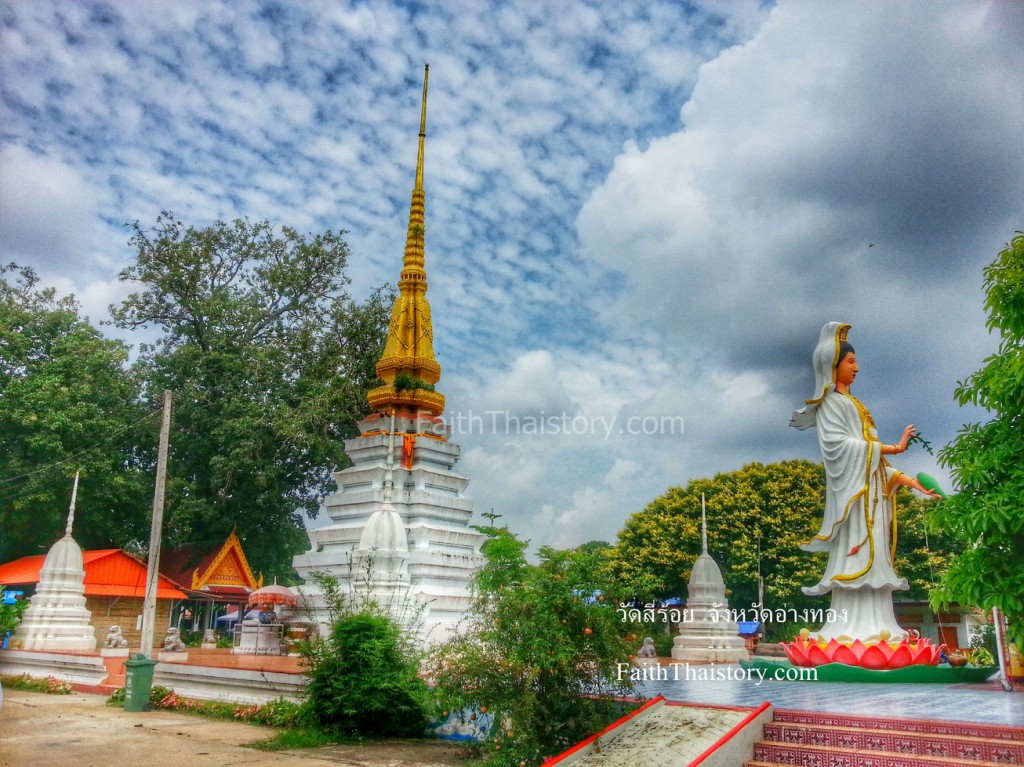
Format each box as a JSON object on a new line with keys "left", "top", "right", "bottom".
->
{"left": 367, "top": 65, "right": 445, "bottom": 418}
{"left": 415, "top": 64, "right": 428, "bottom": 192}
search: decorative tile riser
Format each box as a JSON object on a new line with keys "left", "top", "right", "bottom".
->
{"left": 754, "top": 742, "right": 1012, "bottom": 767}
{"left": 774, "top": 710, "right": 1024, "bottom": 742}
{"left": 763, "top": 724, "right": 1024, "bottom": 763}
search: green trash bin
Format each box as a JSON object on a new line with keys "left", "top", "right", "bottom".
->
{"left": 123, "top": 653, "right": 158, "bottom": 712}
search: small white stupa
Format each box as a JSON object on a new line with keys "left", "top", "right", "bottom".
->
{"left": 671, "top": 496, "right": 748, "bottom": 664}
{"left": 13, "top": 472, "right": 97, "bottom": 651}
{"left": 352, "top": 413, "right": 412, "bottom": 600}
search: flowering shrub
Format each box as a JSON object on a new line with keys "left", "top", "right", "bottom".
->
{"left": 0, "top": 674, "right": 73, "bottom": 695}
{"left": 106, "top": 684, "right": 303, "bottom": 727}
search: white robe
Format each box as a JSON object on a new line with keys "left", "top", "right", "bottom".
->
{"left": 801, "top": 390, "right": 909, "bottom": 642}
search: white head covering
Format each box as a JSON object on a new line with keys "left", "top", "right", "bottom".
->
{"left": 789, "top": 321, "right": 851, "bottom": 431}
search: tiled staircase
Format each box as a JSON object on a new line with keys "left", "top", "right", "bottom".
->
{"left": 746, "top": 708, "right": 1024, "bottom": 767}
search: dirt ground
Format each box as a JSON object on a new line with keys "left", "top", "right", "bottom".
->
{"left": 0, "top": 689, "right": 483, "bottom": 767}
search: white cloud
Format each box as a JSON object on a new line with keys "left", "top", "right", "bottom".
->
{"left": 2, "top": 0, "right": 1020, "bottom": 554}
{"left": 0, "top": 144, "right": 106, "bottom": 272}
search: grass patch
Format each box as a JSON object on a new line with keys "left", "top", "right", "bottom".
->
{"left": 248, "top": 728, "right": 360, "bottom": 751}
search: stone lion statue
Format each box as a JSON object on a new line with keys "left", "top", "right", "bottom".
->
{"left": 203, "top": 628, "right": 217, "bottom": 644}
{"left": 103, "top": 625, "right": 128, "bottom": 649}
{"left": 162, "top": 627, "right": 187, "bottom": 652}
{"left": 636, "top": 636, "right": 658, "bottom": 658}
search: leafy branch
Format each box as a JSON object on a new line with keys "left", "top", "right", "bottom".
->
{"left": 908, "top": 432, "right": 933, "bottom": 455}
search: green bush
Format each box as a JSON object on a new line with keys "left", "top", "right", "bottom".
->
{"left": 303, "top": 611, "right": 430, "bottom": 736}
{"left": 393, "top": 371, "right": 435, "bottom": 392}
{"left": 0, "top": 588, "right": 28, "bottom": 636}
{"left": 180, "top": 629, "right": 203, "bottom": 648}
{"left": 653, "top": 633, "right": 675, "bottom": 657}
{"left": 246, "top": 697, "right": 305, "bottom": 728}
{"left": 429, "top": 529, "right": 639, "bottom": 766}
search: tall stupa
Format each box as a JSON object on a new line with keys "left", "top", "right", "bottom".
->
{"left": 13, "top": 473, "right": 97, "bottom": 651}
{"left": 293, "top": 66, "right": 485, "bottom": 644}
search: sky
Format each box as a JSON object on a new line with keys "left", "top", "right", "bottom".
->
{"left": 2, "top": 1, "right": 1023, "bottom": 552}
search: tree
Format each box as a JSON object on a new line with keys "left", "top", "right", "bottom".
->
{"left": 607, "top": 460, "right": 958, "bottom": 637}
{"left": 428, "top": 526, "right": 637, "bottom": 766}
{"left": 0, "top": 264, "right": 150, "bottom": 562}
{"left": 111, "top": 214, "right": 392, "bottom": 578}
{"left": 893, "top": 494, "right": 963, "bottom": 600}
{"left": 607, "top": 461, "right": 828, "bottom": 616}
{"left": 931, "top": 232, "right": 1024, "bottom": 648}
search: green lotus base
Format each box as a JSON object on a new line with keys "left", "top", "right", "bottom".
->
{"left": 740, "top": 657, "right": 998, "bottom": 684}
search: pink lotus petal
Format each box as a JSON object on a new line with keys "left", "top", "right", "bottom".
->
{"left": 859, "top": 645, "right": 890, "bottom": 669}
{"left": 783, "top": 642, "right": 808, "bottom": 666}
{"left": 807, "top": 644, "right": 832, "bottom": 667}
{"left": 849, "top": 639, "right": 869, "bottom": 661}
{"left": 887, "top": 644, "right": 913, "bottom": 669}
{"left": 875, "top": 641, "right": 895, "bottom": 660}
{"left": 832, "top": 644, "right": 860, "bottom": 665}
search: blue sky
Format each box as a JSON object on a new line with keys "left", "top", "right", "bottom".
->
{"left": 2, "top": 1, "right": 1022, "bottom": 550}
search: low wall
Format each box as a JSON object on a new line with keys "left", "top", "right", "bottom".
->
{"left": 0, "top": 648, "right": 307, "bottom": 705}
{"left": 153, "top": 662, "right": 306, "bottom": 704}
{"left": 0, "top": 649, "right": 108, "bottom": 686}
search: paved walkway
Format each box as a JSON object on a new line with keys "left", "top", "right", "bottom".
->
{"left": 636, "top": 661, "right": 1024, "bottom": 728}
{"left": 0, "top": 690, "right": 475, "bottom": 767}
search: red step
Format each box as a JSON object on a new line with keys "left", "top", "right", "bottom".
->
{"left": 746, "top": 708, "right": 1024, "bottom": 767}
{"left": 750, "top": 742, "right": 1012, "bottom": 766}
{"left": 761, "top": 721, "right": 1024, "bottom": 763}
{"left": 773, "top": 709, "right": 1024, "bottom": 742}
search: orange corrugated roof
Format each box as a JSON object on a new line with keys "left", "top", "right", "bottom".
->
{"left": 0, "top": 555, "right": 45, "bottom": 585}
{"left": 0, "top": 549, "right": 186, "bottom": 599}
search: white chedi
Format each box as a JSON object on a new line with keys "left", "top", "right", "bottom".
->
{"left": 13, "top": 473, "right": 96, "bottom": 651}
{"left": 294, "top": 412, "right": 485, "bottom": 645}
{"left": 671, "top": 496, "right": 749, "bottom": 664}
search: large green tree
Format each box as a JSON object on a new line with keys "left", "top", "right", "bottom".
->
{"left": 608, "top": 461, "right": 828, "bottom": 616}
{"left": 608, "top": 460, "right": 953, "bottom": 633}
{"left": 931, "top": 232, "right": 1024, "bottom": 648}
{"left": 0, "top": 264, "right": 150, "bottom": 561}
{"left": 111, "top": 214, "right": 392, "bottom": 578}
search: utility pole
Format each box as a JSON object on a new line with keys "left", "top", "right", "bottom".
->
{"left": 139, "top": 390, "right": 172, "bottom": 656}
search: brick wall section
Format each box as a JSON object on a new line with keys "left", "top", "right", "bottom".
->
{"left": 86, "top": 596, "right": 176, "bottom": 653}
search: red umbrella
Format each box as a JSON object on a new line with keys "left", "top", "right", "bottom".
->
{"left": 246, "top": 584, "right": 299, "bottom": 608}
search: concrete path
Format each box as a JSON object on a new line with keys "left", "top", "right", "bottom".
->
{"left": 0, "top": 690, "right": 477, "bottom": 767}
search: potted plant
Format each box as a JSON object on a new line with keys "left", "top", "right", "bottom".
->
{"left": 0, "top": 587, "right": 29, "bottom": 648}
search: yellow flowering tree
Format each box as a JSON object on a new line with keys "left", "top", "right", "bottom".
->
{"left": 607, "top": 460, "right": 955, "bottom": 637}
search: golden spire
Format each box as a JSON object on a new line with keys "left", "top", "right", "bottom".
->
{"left": 367, "top": 65, "right": 445, "bottom": 418}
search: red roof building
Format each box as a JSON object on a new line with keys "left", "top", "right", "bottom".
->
{"left": 0, "top": 549, "right": 187, "bottom": 652}
{"left": 160, "top": 530, "right": 263, "bottom": 600}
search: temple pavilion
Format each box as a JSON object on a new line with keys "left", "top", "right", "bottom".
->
{"left": 160, "top": 530, "right": 264, "bottom": 634}
{"left": 292, "top": 66, "right": 486, "bottom": 643}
